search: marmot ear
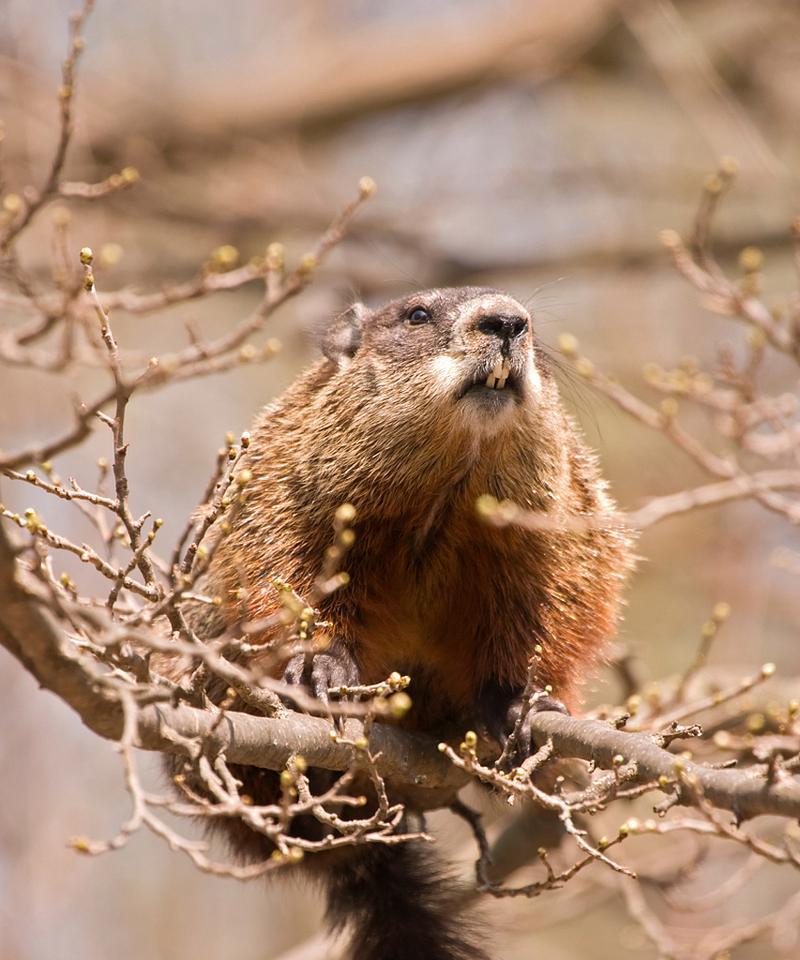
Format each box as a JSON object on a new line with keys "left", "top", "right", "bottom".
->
{"left": 321, "top": 302, "right": 367, "bottom": 365}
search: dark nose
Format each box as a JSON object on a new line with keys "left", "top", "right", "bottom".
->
{"left": 477, "top": 314, "right": 528, "bottom": 341}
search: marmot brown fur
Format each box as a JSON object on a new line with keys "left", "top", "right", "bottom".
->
{"left": 171, "top": 287, "right": 634, "bottom": 960}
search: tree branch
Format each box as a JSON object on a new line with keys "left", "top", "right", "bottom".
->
{"left": 2, "top": 521, "right": 798, "bottom": 821}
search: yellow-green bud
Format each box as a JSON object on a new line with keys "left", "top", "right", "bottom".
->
{"left": 557, "top": 333, "right": 579, "bottom": 357}
{"left": 738, "top": 246, "right": 763, "bottom": 273}
{"left": 712, "top": 601, "right": 730, "bottom": 622}
{"left": 280, "top": 769, "right": 294, "bottom": 788}
{"left": 335, "top": 503, "right": 357, "bottom": 524}
{"left": 388, "top": 692, "right": 412, "bottom": 718}
{"left": 358, "top": 175, "right": 376, "bottom": 198}
{"left": 659, "top": 229, "right": 681, "bottom": 250}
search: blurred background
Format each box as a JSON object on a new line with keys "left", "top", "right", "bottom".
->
{"left": 1, "top": 1, "right": 799, "bottom": 957}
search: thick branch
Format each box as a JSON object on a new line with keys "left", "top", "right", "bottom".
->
{"left": 529, "top": 713, "right": 800, "bottom": 821}
{"left": 1, "top": 523, "right": 798, "bottom": 820}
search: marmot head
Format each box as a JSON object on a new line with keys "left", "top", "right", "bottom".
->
{"left": 322, "top": 287, "right": 546, "bottom": 436}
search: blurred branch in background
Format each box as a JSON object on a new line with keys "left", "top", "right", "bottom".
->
{"left": 620, "top": 0, "right": 787, "bottom": 179}
{"left": 154, "top": 0, "right": 619, "bottom": 144}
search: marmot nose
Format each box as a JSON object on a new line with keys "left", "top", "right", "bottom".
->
{"left": 477, "top": 314, "right": 528, "bottom": 341}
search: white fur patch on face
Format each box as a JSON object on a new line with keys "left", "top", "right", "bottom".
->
{"left": 429, "top": 354, "right": 465, "bottom": 394}
{"left": 429, "top": 353, "right": 514, "bottom": 437}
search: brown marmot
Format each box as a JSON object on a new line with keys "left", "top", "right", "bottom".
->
{"left": 172, "top": 287, "right": 634, "bottom": 960}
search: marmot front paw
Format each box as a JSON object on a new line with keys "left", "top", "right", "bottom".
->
{"left": 473, "top": 684, "right": 569, "bottom": 765}
{"left": 501, "top": 691, "right": 569, "bottom": 763}
{"left": 282, "top": 646, "right": 361, "bottom": 703}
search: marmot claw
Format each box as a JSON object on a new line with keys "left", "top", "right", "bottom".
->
{"left": 281, "top": 647, "right": 361, "bottom": 704}
{"left": 503, "top": 692, "right": 569, "bottom": 762}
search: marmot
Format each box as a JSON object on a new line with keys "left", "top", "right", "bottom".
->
{"left": 172, "top": 287, "right": 634, "bottom": 960}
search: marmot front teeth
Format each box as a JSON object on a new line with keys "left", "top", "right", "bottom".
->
{"left": 485, "top": 358, "right": 511, "bottom": 389}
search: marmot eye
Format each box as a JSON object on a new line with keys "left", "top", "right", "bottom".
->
{"left": 407, "top": 307, "right": 431, "bottom": 325}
